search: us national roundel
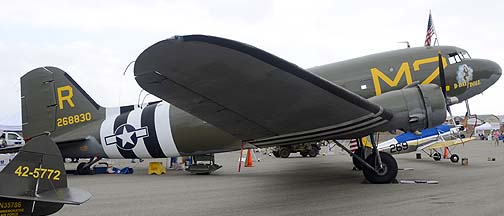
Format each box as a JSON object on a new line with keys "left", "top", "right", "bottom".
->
{"left": 105, "top": 124, "right": 149, "bottom": 151}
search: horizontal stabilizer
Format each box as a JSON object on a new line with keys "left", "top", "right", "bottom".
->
{"left": 0, "top": 188, "right": 91, "bottom": 205}
{"left": 0, "top": 145, "right": 24, "bottom": 154}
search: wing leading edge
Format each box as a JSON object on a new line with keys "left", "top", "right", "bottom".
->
{"left": 134, "top": 35, "right": 393, "bottom": 145}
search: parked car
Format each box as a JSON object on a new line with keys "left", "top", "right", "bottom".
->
{"left": 0, "top": 131, "right": 25, "bottom": 147}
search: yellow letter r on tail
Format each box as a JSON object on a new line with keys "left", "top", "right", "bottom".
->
{"left": 57, "top": 85, "right": 75, "bottom": 109}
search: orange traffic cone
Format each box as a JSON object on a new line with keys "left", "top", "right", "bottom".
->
{"left": 443, "top": 147, "right": 449, "bottom": 159}
{"left": 245, "top": 149, "right": 254, "bottom": 167}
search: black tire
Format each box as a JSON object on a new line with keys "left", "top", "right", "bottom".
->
{"left": 432, "top": 152, "right": 442, "bottom": 161}
{"left": 279, "top": 147, "right": 291, "bottom": 158}
{"left": 362, "top": 152, "right": 398, "bottom": 184}
{"left": 300, "top": 151, "right": 308, "bottom": 157}
{"left": 352, "top": 148, "right": 364, "bottom": 170}
{"left": 272, "top": 151, "right": 280, "bottom": 158}
{"left": 450, "top": 154, "right": 460, "bottom": 163}
{"left": 308, "top": 148, "right": 318, "bottom": 157}
{"left": 76, "top": 162, "right": 92, "bottom": 175}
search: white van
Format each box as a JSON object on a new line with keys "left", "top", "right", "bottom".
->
{"left": 0, "top": 132, "right": 25, "bottom": 147}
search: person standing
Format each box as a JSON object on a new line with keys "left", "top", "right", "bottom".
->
{"left": 493, "top": 130, "right": 500, "bottom": 146}
{"left": 169, "top": 157, "right": 178, "bottom": 169}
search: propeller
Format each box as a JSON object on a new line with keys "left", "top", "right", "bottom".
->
{"left": 437, "top": 52, "right": 456, "bottom": 126}
{"left": 438, "top": 52, "right": 447, "bottom": 100}
{"left": 438, "top": 52, "right": 454, "bottom": 115}
{"left": 438, "top": 52, "right": 466, "bottom": 143}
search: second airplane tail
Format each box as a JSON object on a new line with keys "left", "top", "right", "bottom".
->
{"left": 0, "top": 135, "right": 91, "bottom": 215}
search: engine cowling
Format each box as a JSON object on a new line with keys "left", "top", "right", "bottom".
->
{"left": 369, "top": 84, "right": 447, "bottom": 133}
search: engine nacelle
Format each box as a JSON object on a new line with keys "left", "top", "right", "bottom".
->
{"left": 369, "top": 84, "right": 447, "bottom": 133}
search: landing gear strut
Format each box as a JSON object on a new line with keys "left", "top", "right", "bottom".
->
{"left": 335, "top": 134, "right": 398, "bottom": 184}
{"left": 75, "top": 156, "right": 101, "bottom": 175}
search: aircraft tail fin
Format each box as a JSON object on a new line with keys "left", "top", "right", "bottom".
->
{"left": 21, "top": 67, "right": 104, "bottom": 139}
{"left": 0, "top": 135, "right": 91, "bottom": 215}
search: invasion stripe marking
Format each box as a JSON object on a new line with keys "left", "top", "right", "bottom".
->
{"left": 120, "top": 105, "right": 135, "bottom": 114}
{"left": 141, "top": 103, "right": 166, "bottom": 158}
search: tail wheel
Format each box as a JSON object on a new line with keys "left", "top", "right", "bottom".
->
{"left": 308, "top": 148, "right": 318, "bottom": 157}
{"left": 362, "top": 152, "right": 398, "bottom": 184}
{"left": 279, "top": 147, "right": 291, "bottom": 158}
{"left": 432, "top": 152, "right": 442, "bottom": 161}
{"left": 450, "top": 154, "right": 460, "bottom": 163}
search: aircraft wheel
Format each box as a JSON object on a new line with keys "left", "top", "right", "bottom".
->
{"left": 363, "top": 152, "right": 398, "bottom": 184}
{"left": 76, "top": 162, "right": 92, "bottom": 175}
{"left": 272, "top": 150, "right": 280, "bottom": 158}
{"left": 279, "top": 147, "right": 291, "bottom": 158}
{"left": 432, "top": 152, "right": 442, "bottom": 161}
{"left": 450, "top": 154, "right": 460, "bottom": 163}
{"left": 300, "top": 151, "right": 308, "bottom": 157}
{"left": 308, "top": 148, "right": 318, "bottom": 157}
{"left": 352, "top": 148, "right": 364, "bottom": 170}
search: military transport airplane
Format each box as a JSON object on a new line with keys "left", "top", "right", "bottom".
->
{"left": 15, "top": 35, "right": 501, "bottom": 184}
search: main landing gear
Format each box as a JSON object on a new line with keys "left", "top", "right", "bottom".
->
{"left": 75, "top": 156, "right": 102, "bottom": 175}
{"left": 429, "top": 150, "right": 460, "bottom": 163}
{"left": 335, "top": 135, "right": 398, "bottom": 184}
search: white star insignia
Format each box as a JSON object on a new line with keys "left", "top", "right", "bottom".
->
{"left": 116, "top": 126, "right": 135, "bottom": 147}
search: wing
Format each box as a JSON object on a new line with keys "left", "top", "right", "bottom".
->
{"left": 134, "top": 35, "right": 392, "bottom": 145}
{"left": 422, "top": 137, "right": 476, "bottom": 150}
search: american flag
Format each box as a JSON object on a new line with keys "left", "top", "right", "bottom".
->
{"left": 424, "top": 11, "right": 436, "bottom": 46}
{"left": 349, "top": 139, "right": 358, "bottom": 152}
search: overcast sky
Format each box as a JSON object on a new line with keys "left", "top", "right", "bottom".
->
{"left": 1, "top": 0, "right": 503, "bottom": 125}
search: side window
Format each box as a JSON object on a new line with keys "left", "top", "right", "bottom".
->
{"left": 7, "top": 133, "right": 17, "bottom": 140}
{"left": 462, "top": 52, "right": 471, "bottom": 59}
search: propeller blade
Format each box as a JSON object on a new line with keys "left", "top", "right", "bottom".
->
{"left": 438, "top": 52, "right": 447, "bottom": 98}
{"left": 437, "top": 51, "right": 457, "bottom": 127}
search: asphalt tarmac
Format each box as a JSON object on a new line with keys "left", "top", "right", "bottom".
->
{"left": 57, "top": 140, "right": 504, "bottom": 216}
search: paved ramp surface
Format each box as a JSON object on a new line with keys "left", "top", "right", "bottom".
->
{"left": 58, "top": 140, "right": 504, "bottom": 216}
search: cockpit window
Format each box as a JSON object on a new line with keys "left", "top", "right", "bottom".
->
{"left": 448, "top": 52, "right": 462, "bottom": 64}
{"left": 460, "top": 51, "right": 471, "bottom": 59}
